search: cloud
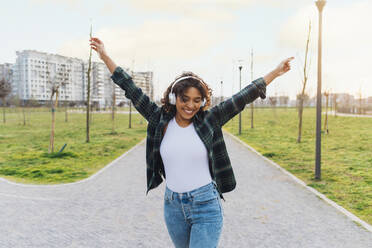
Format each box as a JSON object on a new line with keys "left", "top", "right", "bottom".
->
{"left": 278, "top": 1, "right": 372, "bottom": 98}
{"left": 128, "top": 0, "right": 304, "bottom": 11}
{"left": 30, "top": 0, "right": 82, "bottom": 9}
{"left": 126, "top": 0, "right": 305, "bottom": 22}
{"left": 58, "top": 19, "right": 231, "bottom": 69}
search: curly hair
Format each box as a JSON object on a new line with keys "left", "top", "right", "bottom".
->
{"left": 161, "top": 71, "right": 212, "bottom": 113}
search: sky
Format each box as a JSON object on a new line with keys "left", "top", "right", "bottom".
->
{"left": 1, "top": 0, "right": 371, "bottom": 101}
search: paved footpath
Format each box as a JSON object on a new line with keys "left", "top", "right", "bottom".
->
{"left": 1, "top": 133, "right": 372, "bottom": 248}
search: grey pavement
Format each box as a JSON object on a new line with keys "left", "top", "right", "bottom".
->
{"left": 1, "top": 133, "right": 371, "bottom": 248}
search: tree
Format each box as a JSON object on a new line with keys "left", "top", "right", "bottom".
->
{"left": 297, "top": 21, "right": 311, "bottom": 143}
{"left": 250, "top": 49, "right": 254, "bottom": 128}
{"left": 111, "top": 82, "right": 116, "bottom": 134}
{"left": 86, "top": 23, "right": 93, "bottom": 143}
{"left": 61, "top": 63, "right": 71, "bottom": 123}
{"left": 0, "top": 78, "right": 11, "bottom": 123}
{"left": 64, "top": 101, "right": 69, "bottom": 122}
{"left": 46, "top": 57, "right": 66, "bottom": 153}
{"left": 279, "top": 96, "right": 289, "bottom": 106}
{"left": 268, "top": 96, "right": 278, "bottom": 118}
{"left": 357, "top": 87, "right": 364, "bottom": 115}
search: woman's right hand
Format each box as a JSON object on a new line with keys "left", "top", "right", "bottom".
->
{"left": 90, "top": 37, "right": 107, "bottom": 60}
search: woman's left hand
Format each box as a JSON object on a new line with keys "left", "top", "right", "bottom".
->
{"left": 275, "top": 57, "right": 294, "bottom": 76}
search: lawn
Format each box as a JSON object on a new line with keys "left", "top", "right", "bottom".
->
{"left": 0, "top": 108, "right": 147, "bottom": 184}
{"left": 224, "top": 107, "right": 372, "bottom": 225}
{"left": 1, "top": 106, "right": 371, "bottom": 225}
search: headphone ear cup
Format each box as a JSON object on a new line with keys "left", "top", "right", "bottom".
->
{"left": 169, "top": 93, "right": 176, "bottom": 105}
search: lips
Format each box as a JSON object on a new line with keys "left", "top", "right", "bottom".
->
{"left": 183, "top": 109, "right": 194, "bottom": 115}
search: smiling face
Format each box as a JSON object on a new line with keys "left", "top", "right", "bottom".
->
{"left": 175, "top": 86, "right": 203, "bottom": 125}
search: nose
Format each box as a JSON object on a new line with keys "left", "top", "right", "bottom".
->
{"left": 186, "top": 101, "right": 194, "bottom": 109}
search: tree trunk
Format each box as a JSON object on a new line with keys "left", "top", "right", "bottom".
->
{"left": 297, "top": 98, "right": 304, "bottom": 143}
{"left": 112, "top": 85, "right": 116, "bottom": 133}
{"left": 86, "top": 25, "right": 93, "bottom": 143}
{"left": 49, "top": 91, "right": 59, "bottom": 153}
{"left": 22, "top": 106, "right": 26, "bottom": 126}
{"left": 2, "top": 101, "right": 5, "bottom": 123}
{"left": 129, "top": 101, "right": 132, "bottom": 129}
{"left": 250, "top": 49, "right": 254, "bottom": 129}
{"left": 65, "top": 102, "right": 68, "bottom": 122}
{"left": 250, "top": 103, "right": 254, "bottom": 128}
{"left": 297, "top": 21, "right": 311, "bottom": 144}
{"left": 334, "top": 99, "right": 337, "bottom": 117}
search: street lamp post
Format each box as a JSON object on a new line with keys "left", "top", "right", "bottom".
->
{"left": 315, "top": 0, "right": 326, "bottom": 180}
{"left": 238, "top": 65, "right": 242, "bottom": 135}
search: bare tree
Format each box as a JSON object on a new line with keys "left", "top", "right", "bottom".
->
{"left": 0, "top": 78, "right": 12, "bottom": 123}
{"left": 61, "top": 63, "right": 70, "bottom": 123}
{"left": 268, "top": 96, "right": 278, "bottom": 118}
{"left": 297, "top": 21, "right": 311, "bottom": 143}
{"left": 65, "top": 101, "right": 68, "bottom": 122}
{"left": 86, "top": 23, "right": 93, "bottom": 143}
{"left": 250, "top": 49, "right": 254, "bottom": 128}
{"left": 279, "top": 95, "right": 289, "bottom": 106}
{"left": 357, "top": 86, "right": 364, "bottom": 115}
{"left": 111, "top": 82, "right": 116, "bottom": 133}
{"left": 46, "top": 58, "right": 66, "bottom": 153}
{"left": 333, "top": 94, "right": 338, "bottom": 117}
{"left": 22, "top": 100, "right": 27, "bottom": 126}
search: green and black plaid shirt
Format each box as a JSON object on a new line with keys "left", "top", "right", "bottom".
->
{"left": 111, "top": 66, "right": 266, "bottom": 201}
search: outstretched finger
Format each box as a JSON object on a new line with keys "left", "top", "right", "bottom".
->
{"left": 90, "top": 37, "right": 102, "bottom": 44}
{"left": 286, "top": 57, "right": 295, "bottom": 62}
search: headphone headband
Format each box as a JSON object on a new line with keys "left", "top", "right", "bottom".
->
{"left": 170, "top": 76, "right": 206, "bottom": 94}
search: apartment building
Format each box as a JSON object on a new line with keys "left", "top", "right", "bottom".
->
{"left": 11, "top": 50, "right": 154, "bottom": 107}
{"left": 12, "top": 50, "right": 84, "bottom": 103}
{"left": 132, "top": 71, "right": 154, "bottom": 101}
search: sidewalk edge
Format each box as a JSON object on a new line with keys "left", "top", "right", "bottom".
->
{"left": 224, "top": 131, "right": 372, "bottom": 233}
{"left": 0, "top": 138, "right": 146, "bottom": 188}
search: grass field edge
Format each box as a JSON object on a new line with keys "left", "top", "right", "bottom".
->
{"left": 223, "top": 130, "right": 372, "bottom": 233}
{"left": 0, "top": 138, "right": 146, "bottom": 188}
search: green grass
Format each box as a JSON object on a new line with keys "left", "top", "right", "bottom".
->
{"left": 1, "top": 106, "right": 371, "bottom": 225}
{"left": 0, "top": 108, "right": 147, "bottom": 184}
{"left": 224, "top": 107, "right": 372, "bottom": 225}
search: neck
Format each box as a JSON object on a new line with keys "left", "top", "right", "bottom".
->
{"left": 175, "top": 112, "right": 192, "bottom": 127}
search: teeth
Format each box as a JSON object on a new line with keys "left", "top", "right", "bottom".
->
{"left": 184, "top": 110, "right": 193, "bottom": 114}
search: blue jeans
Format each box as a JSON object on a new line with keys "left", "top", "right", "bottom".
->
{"left": 163, "top": 181, "right": 224, "bottom": 248}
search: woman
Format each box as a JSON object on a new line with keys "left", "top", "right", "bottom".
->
{"left": 90, "top": 37, "right": 293, "bottom": 248}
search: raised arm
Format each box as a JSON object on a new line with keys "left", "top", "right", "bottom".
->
{"left": 210, "top": 57, "right": 294, "bottom": 127}
{"left": 90, "top": 37, "right": 160, "bottom": 122}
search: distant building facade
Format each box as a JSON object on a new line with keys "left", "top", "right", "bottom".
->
{"left": 9, "top": 50, "right": 154, "bottom": 107}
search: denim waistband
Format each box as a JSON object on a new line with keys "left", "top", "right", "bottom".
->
{"left": 165, "top": 181, "right": 217, "bottom": 200}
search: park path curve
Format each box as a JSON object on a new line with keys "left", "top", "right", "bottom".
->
{"left": 1, "top": 133, "right": 371, "bottom": 248}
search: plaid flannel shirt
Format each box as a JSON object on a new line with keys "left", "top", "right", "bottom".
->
{"left": 111, "top": 66, "right": 266, "bottom": 201}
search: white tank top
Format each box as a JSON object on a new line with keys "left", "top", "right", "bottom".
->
{"left": 160, "top": 117, "right": 212, "bottom": 193}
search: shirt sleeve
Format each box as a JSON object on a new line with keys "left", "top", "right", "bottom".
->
{"left": 209, "top": 77, "right": 266, "bottom": 127}
{"left": 111, "top": 66, "right": 160, "bottom": 123}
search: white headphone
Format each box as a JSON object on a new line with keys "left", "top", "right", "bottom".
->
{"left": 168, "top": 76, "right": 207, "bottom": 107}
